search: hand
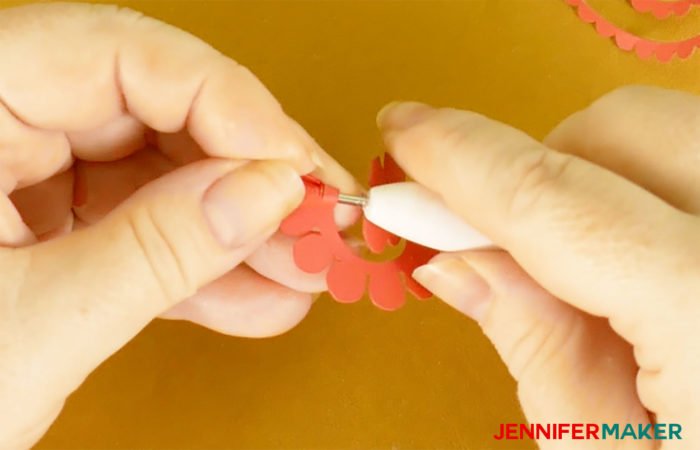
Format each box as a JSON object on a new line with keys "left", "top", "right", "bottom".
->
{"left": 377, "top": 86, "right": 700, "bottom": 449}
{"left": 0, "top": 3, "right": 358, "bottom": 448}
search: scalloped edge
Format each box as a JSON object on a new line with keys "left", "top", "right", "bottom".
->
{"left": 630, "top": 0, "right": 700, "bottom": 19}
{"left": 566, "top": 0, "right": 700, "bottom": 62}
{"left": 281, "top": 157, "right": 437, "bottom": 311}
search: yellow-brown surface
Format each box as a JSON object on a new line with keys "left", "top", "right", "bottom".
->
{"left": 3, "top": 1, "right": 699, "bottom": 448}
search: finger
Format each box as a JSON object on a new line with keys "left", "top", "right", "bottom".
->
{"left": 155, "top": 129, "right": 207, "bottom": 166}
{"left": 73, "top": 147, "right": 175, "bottom": 224}
{"left": 10, "top": 169, "right": 73, "bottom": 238}
{"left": 37, "top": 213, "right": 74, "bottom": 242}
{"left": 0, "top": 95, "right": 70, "bottom": 190}
{"left": 67, "top": 114, "right": 146, "bottom": 162}
{"left": 0, "top": 147, "right": 34, "bottom": 246}
{"left": 413, "top": 251, "right": 653, "bottom": 450}
{"left": 294, "top": 121, "right": 363, "bottom": 227}
{"left": 154, "top": 126, "right": 362, "bottom": 227}
{"left": 0, "top": 194, "right": 34, "bottom": 246}
{"left": 157, "top": 119, "right": 362, "bottom": 227}
{"left": 0, "top": 3, "right": 314, "bottom": 171}
{"left": 74, "top": 147, "right": 348, "bottom": 293}
{"left": 243, "top": 146, "right": 360, "bottom": 290}
{"left": 245, "top": 233, "right": 327, "bottom": 293}
{"left": 544, "top": 86, "right": 700, "bottom": 213}
{"left": 161, "top": 264, "right": 312, "bottom": 338}
{"left": 7, "top": 159, "right": 304, "bottom": 411}
{"left": 242, "top": 126, "right": 363, "bottom": 291}
{"left": 378, "top": 102, "right": 700, "bottom": 345}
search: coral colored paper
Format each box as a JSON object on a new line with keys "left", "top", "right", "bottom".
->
{"left": 566, "top": 0, "right": 700, "bottom": 61}
{"left": 630, "top": 0, "right": 700, "bottom": 18}
{"left": 280, "top": 156, "right": 437, "bottom": 311}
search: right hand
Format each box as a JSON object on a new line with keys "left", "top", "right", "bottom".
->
{"left": 377, "top": 86, "right": 700, "bottom": 449}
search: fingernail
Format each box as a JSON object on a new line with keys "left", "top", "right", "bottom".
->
{"left": 287, "top": 119, "right": 322, "bottom": 174}
{"left": 203, "top": 161, "right": 304, "bottom": 247}
{"left": 376, "top": 101, "right": 434, "bottom": 131}
{"left": 413, "top": 256, "right": 491, "bottom": 321}
{"left": 287, "top": 147, "right": 316, "bottom": 174}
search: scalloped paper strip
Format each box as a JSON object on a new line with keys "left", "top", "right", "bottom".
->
{"left": 630, "top": 0, "right": 700, "bottom": 19}
{"left": 280, "top": 156, "right": 437, "bottom": 311}
{"left": 566, "top": 0, "right": 700, "bottom": 61}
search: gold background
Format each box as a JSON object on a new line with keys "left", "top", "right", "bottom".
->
{"left": 2, "top": 0, "right": 699, "bottom": 448}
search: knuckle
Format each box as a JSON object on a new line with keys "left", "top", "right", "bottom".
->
{"left": 637, "top": 337, "right": 700, "bottom": 416}
{"left": 506, "top": 149, "right": 576, "bottom": 218}
{"left": 511, "top": 311, "right": 581, "bottom": 384}
{"left": 125, "top": 206, "right": 192, "bottom": 304}
{"left": 636, "top": 369, "right": 669, "bottom": 416}
{"left": 111, "top": 4, "right": 156, "bottom": 28}
{"left": 590, "top": 85, "right": 651, "bottom": 112}
{"left": 431, "top": 108, "right": 487, "bottom": 148}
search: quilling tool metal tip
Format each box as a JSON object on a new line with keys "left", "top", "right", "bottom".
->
{"left": 337, "top": 193, "right": 368, "bottom": 207}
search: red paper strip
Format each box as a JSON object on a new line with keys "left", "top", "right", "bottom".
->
{"left": 630, "top": 0, "right": 700, "bottom": 19}
{"left": 280, "top": 155, "right": 437, "bottom": 311}
{"left": 566, "top": 0, "right": 700, "bottom": 61}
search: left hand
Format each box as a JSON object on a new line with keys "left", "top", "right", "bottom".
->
{"left": 0, "top": 3, "right": 358, "bottom": 448}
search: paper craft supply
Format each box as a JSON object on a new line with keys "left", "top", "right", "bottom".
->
{"left": 565, "top": 0, "right": 700, "bottom": 61}
{"left": 630, "top": 0, "right": 700, "bottom": 18}
{"left": 280, "top": 155, "right": 437, "bottom": 311}
{"left": 359, "top": 182, "right": 492, "bottom": 252}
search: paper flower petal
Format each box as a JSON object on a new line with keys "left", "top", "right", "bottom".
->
{"left": 293, "top": 234, "right": 333, "bottom": 273}
{"left": 368, "top": 267, "right": 405, "bottom": 311}
{"left": 327, "top": 261, "right": 367, "bottom": 303}
{"left": 280, "top": 154, "right": 438, "bottom": 310}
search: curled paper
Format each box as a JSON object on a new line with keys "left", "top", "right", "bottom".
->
{"left": 630, "top": 0, "right": 700, "bottom": 19}
{"left": 566, "top": 0, "right": 700, "bottom": 61}
{"left": 280, "top": 155, "right": 437, "bottom": 311}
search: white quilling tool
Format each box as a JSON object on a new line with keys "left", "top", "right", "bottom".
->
{"left": 338, "top": 182, "right": 492, "bottom": 252}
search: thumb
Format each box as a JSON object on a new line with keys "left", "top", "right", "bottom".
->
{"left": 378, "top": 102, "right": 698, "bottom": 352}
{"left": 7, "top": 158, "right": 303, "bottom": 395}
{"left": 414, "top": 251, "right": 653, "bottom": 450}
